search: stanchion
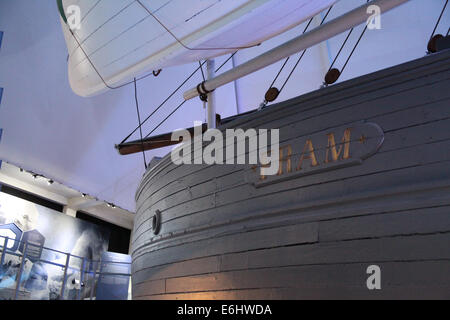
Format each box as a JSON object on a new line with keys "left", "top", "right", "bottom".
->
{"left": 13, "top": 241, "right": 28, "bottom": 300}
{"left": 59, "top": 253, "right": 71, "bottom": 300}
{"left": 78, "top": 258, "right": 86, "bottom": 300}
{"left": 0, "top": 237, "right": 9, "bottom": 266}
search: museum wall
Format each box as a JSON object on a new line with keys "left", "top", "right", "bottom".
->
{"left": 0, "top": 190, "right": 110, "bottom": 299}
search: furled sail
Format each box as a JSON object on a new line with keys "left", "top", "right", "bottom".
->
{"left": 58, "top": 0, "right": 339, "bottom": 97}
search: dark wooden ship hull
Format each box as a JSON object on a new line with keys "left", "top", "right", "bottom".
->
{"left": 131, "top": 49, "right": 450, "bottom": 299}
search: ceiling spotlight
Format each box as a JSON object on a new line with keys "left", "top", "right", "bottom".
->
{"left": 111, "top": 204, "right": 116, "bottom": 209}
{"left": 82, "top": 193, "right": 87, "bottom": 198}
{"left": 32, "top": 174, "right": 38, "bottom": 179}
{"left": 19, "top": 168, "right": 24, "bottom": 172}
{"left": 47, "top": 180, "right": 54, "bottom": 185}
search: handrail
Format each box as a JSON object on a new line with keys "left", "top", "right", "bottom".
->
{"left": 0, "top": 234, "right": 131, "bottom": 265}
{"left": 0, "top": 234, "right": 132, "bottom": 300}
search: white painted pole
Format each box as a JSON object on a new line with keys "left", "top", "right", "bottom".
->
{"left": 231, "top": 54, "right": 242, "bottom": 114}
{"left": 206, "top": 59, "right": 217, "bottom": 129}
{"left": 184, "top": 0, "right": 411, "bottom": 101}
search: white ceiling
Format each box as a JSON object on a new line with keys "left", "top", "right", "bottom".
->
{"left": 0, "top": 162, "right": 134, "bottom": 229}
{"left": 0, "top": 0, "right": 447, "bottom": 213}
{"left": 0, "top": 161, "right": 81, "bottom": 201}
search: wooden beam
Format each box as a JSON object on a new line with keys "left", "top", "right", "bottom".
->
{"left": 116, "top": 114, "right": 224, "bottom": 156}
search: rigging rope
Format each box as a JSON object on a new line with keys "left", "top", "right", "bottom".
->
{"left": 261, "top": 5, "right": 334, "bottom": 106}
{"left": 216, "top": 51, "right": 238, "bottom": 72}
{"left": 427, "top": 0, "right": 449, "bottom": 53}
{"left": 67, "top": 29, "right": 160, "bottom": 91}
{"left": 199, "top": 61, "right": 208, "bottom": 121}
{"left": 430, "top": 0, "right": 448, "bottom": 40}
{"left": 120, "top": 61, "right": 207, "bottom": 144}
{"left": 63, "top": 0, "right": 245, "bottom": 93}
{"left": 133, "top": 78, "right": 148, "bottom": 169}
{"left": 267, "top": 17, "right": 315, "bottom": 91}
{"left": 199, "top": 61, "right": 206, "bottom": 82}
{"left": 120, "top": 52, "right": 237, "bottom": 145}
{"left": 198, "top": 61, "right": 209, "bottom": 103}
{"left": 62, "top": 1, "right": 244, "bottom": 127}
{"left": 67, "top": 29, "right": 167, "bottom": 155}
{"left": 327, "top": 28, "right": 354, "bottom": 73}
{"left": 135, "top": 0, "right": 260, "bottom": 51}
{"left": 68, "top": 19, "right": 239, "bottom": 146}
{"left": 323, "top": 0, "right": 370, "bottom": 86}
{"left": 144, "top": 100, "right": 188, "bottom": 140}
{"left": 340, "top": 25, "right": 368, "bottom": 76}
{"left": 140, "top": 53, "right": 237, "bottom": 141}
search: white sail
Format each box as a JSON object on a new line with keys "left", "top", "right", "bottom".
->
{"left": 59, "top": 0, "right": 339, "bottom": 97}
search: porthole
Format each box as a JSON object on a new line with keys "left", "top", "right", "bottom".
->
{"left": 152, "top": 210, "right": 161, "bottom": 235}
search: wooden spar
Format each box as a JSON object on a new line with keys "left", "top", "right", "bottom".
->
{"left": 116, "top": 114, "right": 224, "bottom": 155}
{"left": 206, "top": 60, "right": 217, "bottom": 129}
{"left": 116, "top": 124, "right": 208, "bottom": 155}
{"left": 184, "top": 0, "right": 411, "bottom": 101}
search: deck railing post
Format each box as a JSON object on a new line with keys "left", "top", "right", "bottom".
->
{"left": 13, "top": 241, "right": 28, "bottom": 300}
{"left": 0, "top": 237, "right": 8, "bottom": 266}
{"left": 206, "top": 59, "right": 217, "bottom": 129}
{"left": 60, "top": 253, "right": 71, "bottom": 300}
{"left": 78, "top": 258, "right": 86, "bottom": 300}
{"left": 90, "top": 258, "right": 102, "bottom": 300}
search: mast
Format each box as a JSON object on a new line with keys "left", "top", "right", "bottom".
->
{"left": 184, "top": 0, "right": 411, "bottom": 101}
{"left": 206, "top": 59, "right": 217, "bottom": 129}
